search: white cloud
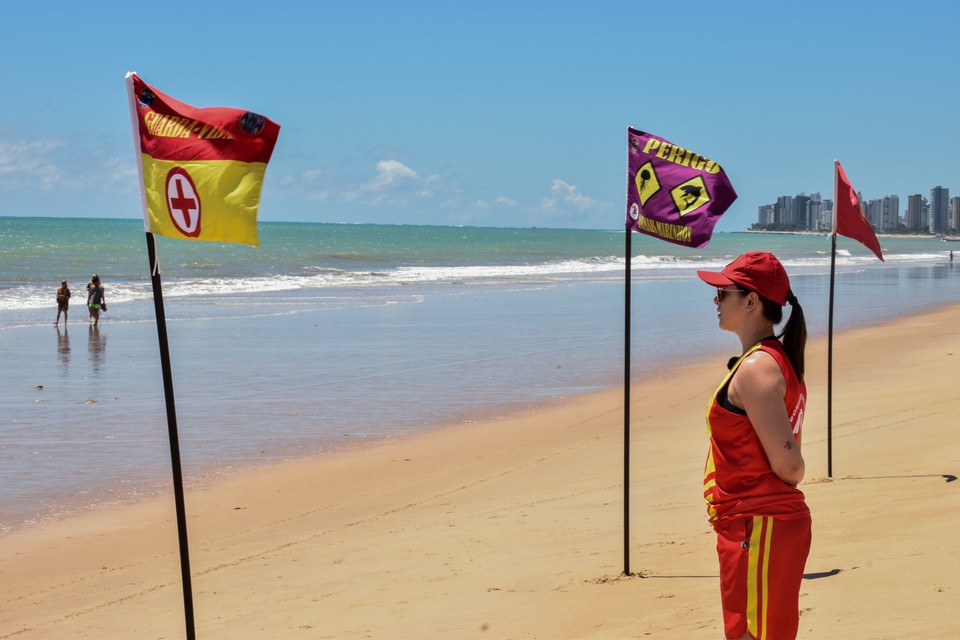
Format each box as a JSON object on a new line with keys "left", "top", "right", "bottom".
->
{"left": 279, "top": 159, "right": 444, "bottom": 208}
{"left": 363, "top": 159, "right": 419, "bottom": 191}
{"left": 476, "top": 195, "right": 519, "bottom": 210}
{"left": 540, "top": 179, "right": 598, "bottom": 211}
{"left": 279, "top": 169, "right": 326, "bottom": 187}
{"left": 0, "top": 137, "right": 144, "bottom": 197}
{"left": 353, "top": 159, "right": 447, "bottom": 208}
{"left": 103, "top": 156, "right": 137, "bottom": 185}
{"left": 275, "top": 168, "right": 340, "bottom": 203}
{"left": 0, "top": 138, "right": 64, "bottom": 189}
{"left": 301, "top": 169, "right": 324, "bottom": 183}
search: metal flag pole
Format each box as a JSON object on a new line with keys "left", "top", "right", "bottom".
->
{"left": 827, "top": 160, "right": 840, "bottom": 478}
{"left": 827, "top": 231, "right": 837, "bottom": 478}
{"left": 146, "top": 231, "right": 197, "bottom": 640}
{"left": 623, "top": 226, "right": 632, "bottom": 576}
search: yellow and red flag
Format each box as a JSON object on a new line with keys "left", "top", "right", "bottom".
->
{"left": 126, "top": 72, "right": 280, "bottom": 246}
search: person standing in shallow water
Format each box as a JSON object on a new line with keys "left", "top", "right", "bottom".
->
{"left": 696, "top": 252, "right": 811, "bottom": 640}
{"left": 55, "top": 280, "right": 71, "bottom": 326}
{"left": 87, "top": 275, "right": 106, "bottom": 327}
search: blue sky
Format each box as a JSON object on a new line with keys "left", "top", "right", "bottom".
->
{"left": 2, "top": 1, "right": 958, "bottom": 231}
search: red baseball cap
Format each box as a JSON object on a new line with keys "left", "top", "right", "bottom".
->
{"left": 697, "top": 251, "right": 790, "bottom": 306}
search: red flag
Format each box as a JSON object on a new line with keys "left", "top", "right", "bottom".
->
{"left": 834, "top": 161, "right": 883, "bottom": 261}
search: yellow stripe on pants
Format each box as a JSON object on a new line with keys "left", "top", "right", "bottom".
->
{"left": 747, "top": 516, "right": 773, "bottom": 639}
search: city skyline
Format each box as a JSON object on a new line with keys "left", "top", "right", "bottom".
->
{"left": 756, "top": 184, "right": 957, "bottom": 234}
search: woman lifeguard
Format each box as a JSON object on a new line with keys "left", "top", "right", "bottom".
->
{"left": 696, "top": 252, "right": 811, "bottom": 640}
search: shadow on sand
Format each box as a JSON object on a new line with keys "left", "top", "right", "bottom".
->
{"left": 845, "top": 474, "right": 957, "bottom": 484}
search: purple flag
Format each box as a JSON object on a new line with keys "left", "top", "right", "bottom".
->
{"left": 626, "top": 127, "right": 737, "bottom": 248}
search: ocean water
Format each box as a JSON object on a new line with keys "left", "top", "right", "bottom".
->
{"left": 2, "top": 216, "right": 959, "bottom": 532}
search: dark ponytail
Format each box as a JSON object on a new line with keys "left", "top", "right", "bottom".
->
{"left": 759, "top": 290, "right": 806, "bottom": 380}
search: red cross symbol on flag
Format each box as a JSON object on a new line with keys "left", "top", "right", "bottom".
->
{"left": 164, "top": 167, "right": 202, "bottom": 238}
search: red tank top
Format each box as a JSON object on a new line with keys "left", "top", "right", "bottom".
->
{"left": 703, "top": 338, "right": 809, "bottom": 525}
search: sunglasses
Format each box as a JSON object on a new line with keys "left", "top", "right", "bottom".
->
{"left": 716, "top": 288, "right": 747, "bottom": 301}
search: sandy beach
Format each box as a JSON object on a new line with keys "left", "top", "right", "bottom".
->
{"left": 2, "top": 303, "right": 960, "bottom": 639}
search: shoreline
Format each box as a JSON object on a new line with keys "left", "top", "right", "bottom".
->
{"left": 735, "top": 229, "right": 948, "bottom": 239}
{"left": 3, "top": 304, "right": 960, "bottom": 637}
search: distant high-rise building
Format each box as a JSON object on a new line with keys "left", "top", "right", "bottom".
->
{"left": 794, "top": 194, "right": 811, "bottom": 229}
{"left": 757, "top": 203, "right": 776, "bottom": 226}
{"left": 866, "top": 199, "right": 883, "bottom": 230}
{"left": 820, "top": 198, "right": 833, "bottom": 231}
{"left": 950, "top": 196, "right": 960, "bottom": 232}
{"left": 808, "top": 193, "right": 824, "bottom": 231}
{"left": 777, "top": 195, "right": 795, "bottom": 226}
{"left": 930, "top": 186, "right": 949, "bottom": 233}
{"left": 906, "top": 194, "right": 926, "bottom": 232}
{"left": 882, "top": 195, "right": 900, "bottom": 232}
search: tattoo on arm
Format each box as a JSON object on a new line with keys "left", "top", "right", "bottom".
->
{"left": 784, "top": 440, "right": 794, "bottom": 450}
